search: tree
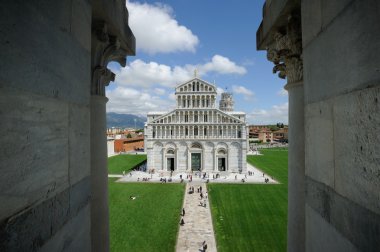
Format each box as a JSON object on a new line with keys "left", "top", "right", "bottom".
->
{"left": 126, "top": 133, "right": 132, "bottom": 138}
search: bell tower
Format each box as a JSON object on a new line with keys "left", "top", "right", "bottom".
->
{"left": 219, "top": 92, "right": 234, "bottom": 111}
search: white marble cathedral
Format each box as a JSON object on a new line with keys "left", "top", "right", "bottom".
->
{"left": 144, "top": 77, "right": 248, "bottom": 173}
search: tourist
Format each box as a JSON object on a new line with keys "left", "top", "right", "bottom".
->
{"left": 182, "top": 208, "right": 185, "bottom": 216}
{"left": 180, "top": 218, "right": 185, "bottom": 226}
{"left": 203, "top": 199, "right": 207, "bottom": 208}
{"left": 123, "top": 170, "right": 125, "bottom": 176}
{"left": 235, "top": 175, "right": 237, "bottom": 180}
{"left": 200, "top": 192, "right": 203, "bottom": 199}
{"left": 200, "top": 186, "right": 202, "bottom": 193}
{"left": 205, "top": 192, "right": 208, "bottom": 199}
{"left": 202, "top": 241, "right": 208, "bottom": 251}
{"left": 197, "top": 186, "right": 200, "bottom": 193}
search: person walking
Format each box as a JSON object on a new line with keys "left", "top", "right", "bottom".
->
{"left": 182, "top": 208, "right": 185, "bottom": 216}
{"left": 202, "top": 241, "right": 208, "bottom": 251}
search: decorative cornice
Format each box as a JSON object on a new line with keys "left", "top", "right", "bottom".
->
{"left": 266, "top": 15, "right": 303, "bottom": 85}
{"left": 91, "top": 21, "right": 128, "bottom": 96}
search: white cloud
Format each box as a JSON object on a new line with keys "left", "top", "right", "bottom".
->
{"left": 106, "top": 86, "right": 175, "bottom": 115}
{"left": 247, "top": 102, "right": 288, "bottom": 125}
{"left": 114, "top": 55, "right": 246, "bottom": 88}
{"left": 277, "top": 88, "right": 288, "bottom": 97}
{"left": 127, "top": 1, "right": 199, "bottom": 54}
{"left": 232, "top": 85, "right": 255, "bottom": 100}
{"left": 114, "top": 59, "right": 192, "bottom": 88}
{"left": 198, "top": 55, "right": 247, "bottom": 75}
{"left": 154, "top": 88, "right": 166, "bottom": 95}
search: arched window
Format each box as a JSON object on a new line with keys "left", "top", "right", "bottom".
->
{"left": 167, "top": 149, "right": 174, "bottom": 154}
{"left": 185, "top": 127, "right": 188, "bottom": 136}
{"left": 204, "top": 128, "right": 207, "bottom": 136}
{"left": 218, "top": 149, "right": 226, "bottom": 155}
{"left": 194, "top": 126, "right": 198, "bottom": 136}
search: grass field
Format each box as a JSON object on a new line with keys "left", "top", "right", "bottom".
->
{"left": 247, "top": 148, "right": 288, "bottom": 184}
{"left": 208, "top": 148, "right": 288, "bottom": 252}
{"left": 108, "top": 154, "right": 147, "bottom": 174}
{"left": 109, "top": 180, "right": 185, "bottom": 252}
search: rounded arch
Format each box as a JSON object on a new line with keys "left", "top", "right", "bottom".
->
{"left": 231, "top": 142, "right": 241, "bottom": 148}
{"left": 165, "top": 142, "right": 177, "bottom": 149}
{"left": 216, "top": 142, "right": 228, "bottom": 149}
{"left": 191, "top": 142, "right": 202, "bottom": 149}
{"left": 153, "top": 141, "right": 163, "bottom": 147}
{"left": 218, "top": 149, "right": 226, "bottom": 155}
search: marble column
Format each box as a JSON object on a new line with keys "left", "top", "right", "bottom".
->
{"left": 90, "top": 21, "right": 131, "bottom": 252}
{"left": 266, "top": 16, "right": 304, "bottom": 252}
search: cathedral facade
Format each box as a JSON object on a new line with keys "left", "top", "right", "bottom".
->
{"left": 145, "top": 77, "right": 248, "bottom": 173}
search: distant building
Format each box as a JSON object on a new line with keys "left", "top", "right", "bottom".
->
{"left": 248, "top": 125, "right": 288, "bottom": 143}
{"left": 145, "top": 77, "right": 248, "bottom": 173}
{"left": 114, "top": 136, "right": 144, "bottom": 153}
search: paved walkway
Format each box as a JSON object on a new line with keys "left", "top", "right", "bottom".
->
{"left": 176, "top": 182, "right": 217, "bottom": 252}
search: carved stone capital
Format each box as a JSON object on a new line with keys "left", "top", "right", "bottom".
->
{"left": 266, "top": 15, "right": 303, "bottom": 84}
{"left": 91, "top": 21, "right": 128, "bottom": 96}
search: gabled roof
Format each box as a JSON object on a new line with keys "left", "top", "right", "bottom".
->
{"left": 175, "top": 77, "right": 217, "bottom": 90}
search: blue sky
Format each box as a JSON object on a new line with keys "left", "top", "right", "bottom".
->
{"left": 106, "top": 0, "right": 288, "bottom": 125}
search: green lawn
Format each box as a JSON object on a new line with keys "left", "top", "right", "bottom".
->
{"left": 108, "top": 154, "right": 147, "bottom": 174}
{"left": 109, "top": 180, "right": 185, "bottom": 252}
{"left": 247, "top": 148, "right": 288, "bottom": 184}
{"left": 208, "top": 148, "right": 288, "bottom": 252}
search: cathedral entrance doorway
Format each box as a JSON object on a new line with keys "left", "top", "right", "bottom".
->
{"left": 218, "top": 158, "right": 226, "bottom": 171}
{"left": 191, "top": 153, "right": 201, "bottom": 171}
{"left": 167, "top": 158, "right": 175, "bottom": 171}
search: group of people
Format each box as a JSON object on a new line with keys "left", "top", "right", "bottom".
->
{"left": 136, "top": 177, "right": 151, "bottom": 182}
{"left": 160, "top": 177, "right": 172, "bottom": 183}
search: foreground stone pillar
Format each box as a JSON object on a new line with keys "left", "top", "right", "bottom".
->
{"left": 90, "top": 95, "right": 109, "bottom": 252}
{"left": 90, "top": 21, "right": 130, "bottom": 252}
{"left": 285, "top": 80, "right": 305, "bottom": 252}
{"left": 266, "top": 15, "right": 305, "bottom": 252}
